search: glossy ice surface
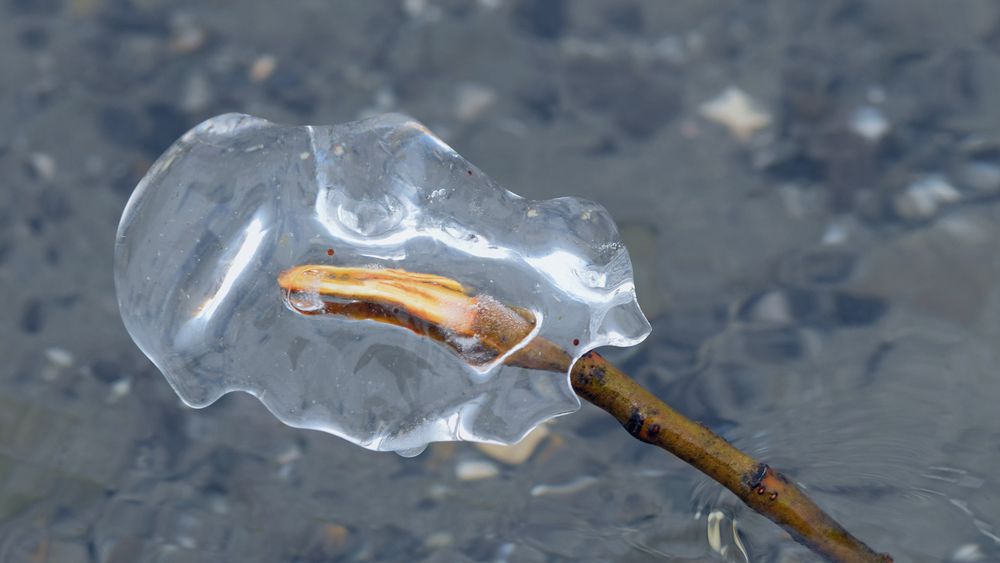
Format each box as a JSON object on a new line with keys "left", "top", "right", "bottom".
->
{"left": 114, "top": 113, "right": 649, "bottom": 454}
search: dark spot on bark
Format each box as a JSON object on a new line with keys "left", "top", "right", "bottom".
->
{"left": 574, "top": 361, "right": 606, "bottom": 389}
{"left": 746, "top": 463, "right": 769, "bottom": 489}
{"left": 624, "top": 407, "right": 644, "bottom": 437}
{"left": 646, "top": 423, "right": 661, "bottom": 439}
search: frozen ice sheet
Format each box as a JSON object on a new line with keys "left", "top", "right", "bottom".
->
{"left": 115, "top": 113, "right": 649, "bottom": 453}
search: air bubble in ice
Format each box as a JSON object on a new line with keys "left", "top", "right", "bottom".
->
{"left": 115, "top": 112, "right": 649, "bottom": 454}
{"left": 322, "top": 189, "right": 406, "bottom": 238}
{"left": 285, "top": 287, "right": 324, "bottom": 313}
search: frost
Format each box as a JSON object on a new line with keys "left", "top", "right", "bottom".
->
{"left": 115, "top": 113, "right": 650, "bottom": 453}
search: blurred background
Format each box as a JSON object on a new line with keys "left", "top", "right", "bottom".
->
{"left": 3, "top": 1, "right": 1000, "bottom": 561}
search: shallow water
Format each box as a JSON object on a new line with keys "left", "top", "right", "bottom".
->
{"left": 2, "top": 1, "right": 1000, "bottom": 562}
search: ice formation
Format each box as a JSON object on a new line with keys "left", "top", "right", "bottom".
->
{"left": 115, "top": 113, "right": 649, "bottom": 454}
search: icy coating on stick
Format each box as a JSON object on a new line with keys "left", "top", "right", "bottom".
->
{"left": 115, "top": 113, "right": 650, "bottom": 454}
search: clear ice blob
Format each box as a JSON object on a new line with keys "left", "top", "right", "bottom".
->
{"left": 115, "top": 113, "right": 650, "bottom": 453}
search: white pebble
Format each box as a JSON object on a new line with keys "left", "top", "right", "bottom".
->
{"left": 28, "top": 152, "right": 56, "bottom": 182}
{"left": 44, "top": 347, "right": 74, "bottom": 368}
{"left": 475, "top": 424, "right": 548, "bottom": 465}
{"left": 169, "top": 14, "right": 206, "bottom": 54}
{"left": 706, "top": 510, "right": 725, "bottom": 553}
{"left": 952, "top": 543, "right": 984, "bottom": 561}
{"left": 698, "top": 87, "right": 772, "bottom": 141}
{"left": 455, "top": 83, "right": 497, "bottom": 122}
{"left": 107, "top": 378, "right": 132, "bottom": 403}
{"left": 403, "top": 0, "right": 428, "bottom": 17}
{"left": 276, "top": 445, "right": 302, "bottom": 465}
{"left": 455, "top": 459, "right": 500, "bottom": 481}
{"left": 249, "top": 55, "right": 277, "bottom": 83}
{"left": 529, "top": 475, "right": 598, "bottom": 497}
{"left": 821, "top": 220, "right": 849, "bottom": 245}
{"left": 849, "top": 105, "right": 890, "bottom": 142}
{"left": 894, "top": 175, "right": 961, "bottom": 220}
{"left": 749, "top": 291, "right": 792, "bottom": 324}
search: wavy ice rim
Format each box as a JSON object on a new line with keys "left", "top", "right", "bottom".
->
{"left": 115, "top": 112, "right": 650, "bottom": 454}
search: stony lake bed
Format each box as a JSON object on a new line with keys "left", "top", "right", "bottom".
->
{"left": 3, "top": 1, "right": 1000, "bottom": 561}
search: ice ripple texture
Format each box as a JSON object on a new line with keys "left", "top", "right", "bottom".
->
{"left": 115, "top": 113, "right": 649, "bottom": 453}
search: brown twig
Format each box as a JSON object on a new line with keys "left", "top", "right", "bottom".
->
{"left": 279, "top": 264, "right": 892, "bottom": 562}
